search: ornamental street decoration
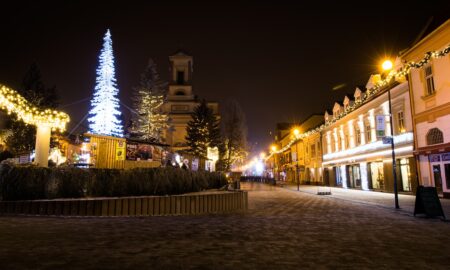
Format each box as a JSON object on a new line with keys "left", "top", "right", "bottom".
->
{"left": 0, "top": 84, "right": 70, "bottom": 167}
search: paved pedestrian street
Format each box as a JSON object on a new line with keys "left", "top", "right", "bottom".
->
{"left": 1, "top": 182, "right": 450, "bottom": 269}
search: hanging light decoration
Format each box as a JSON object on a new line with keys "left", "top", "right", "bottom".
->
{"left": 0, "top": 84, "right": 70, "bottom": 131}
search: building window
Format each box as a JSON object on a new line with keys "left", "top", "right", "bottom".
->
{"left": 355, "top": 127, "right": 361, "bottom": 145}
{"left": 311, "top": 144, "right": 316, "bottom": 157}
{"left": 345, "top": 134, "right": 349, "bottom": 149}
{"left": 317, "top": 141, "right": 321, "bottom": 153}
{"left": 397, "top": 111, "right": 405, "bottom": 133}
{"left": 177, "top": 71, "right": 185, "bottom": 85}
{"left": 366, "top": 124, "right": 371, "bottom": 142}
{"left": 426, "top": 128, "right": 443, "bottom": 145}
{"left": 424, "top": 65, "right": 435, "bottom": 96}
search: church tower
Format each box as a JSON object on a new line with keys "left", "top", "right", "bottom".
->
{"left": 161, "top": 50, "right": 219, "bottom": 150}
{"left": 168, "top": 50, "right": 194, "bottom": 100}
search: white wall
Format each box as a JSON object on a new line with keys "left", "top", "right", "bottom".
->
{"left": 415, "top": 114, "right": 450, "bottom": 148}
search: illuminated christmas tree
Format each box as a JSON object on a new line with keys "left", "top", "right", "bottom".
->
{"left": 88, "top": 29, "right": 123, "bottom": 137}
{"left": 130, "top": 59, "right": 168, "bottom": 141}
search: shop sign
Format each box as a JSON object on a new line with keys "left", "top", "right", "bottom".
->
{"left": 442, "top": 153, "right": 450, "bottom": 161}
{"left": 414, "top": 186, "right": 446, "bottom": 219}
{"left": 126, "top": 142, "right": 155, "bottom": 161}
{"left": 429, "top": 154, "right": 440, "bottom": 162}
{"left": 19, "top": 154, "right": 30, "bottom": 164}
{"left": 115, "top": 141, "right": 126, "bottom": 161}
{"left": 382, "top": 136, "right": 392, "bottom": 144}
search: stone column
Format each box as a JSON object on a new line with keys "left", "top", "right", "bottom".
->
{"left": 34, "top": 125, "right": 51, "bottom": 167}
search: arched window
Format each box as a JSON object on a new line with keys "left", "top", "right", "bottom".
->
{"left": 426, "top": 128, "right": 443, "bottom": 145}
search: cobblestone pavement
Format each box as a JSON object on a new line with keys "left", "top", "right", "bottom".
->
{"left": 280, "top": 182, "right": 450, "bottom": 218}
{"left": 1, "top": 182, "right": 450, "bottom": 270}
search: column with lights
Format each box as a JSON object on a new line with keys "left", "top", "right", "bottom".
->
{"left": 0, "top": 85, "right": 70, "bottom": 167}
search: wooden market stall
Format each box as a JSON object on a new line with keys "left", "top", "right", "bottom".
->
{"left": 85, "top": 133, "right": 168, "bottom": 169}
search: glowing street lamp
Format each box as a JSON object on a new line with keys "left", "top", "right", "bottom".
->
{"left": 381, "top": 58, "right": 400, "bottom": 209}
{"left": 271, "top": 145, "right": 277, "bottom": 152}
{"left": 381, "top": 60, "right": 393, "bottom": 71}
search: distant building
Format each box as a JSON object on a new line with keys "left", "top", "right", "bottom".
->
{"left": 401, "top": 19, "right": 450, "bottom": 198}
{"left": 269, "top": 115, "right": 323, "bottom": 183}
{"left": 161, "top": 50, "right": 219, "bottom": 151}
{"left": 291, "top": 115, "right": 324, "bottom": 184}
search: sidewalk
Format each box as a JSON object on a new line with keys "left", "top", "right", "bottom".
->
{"left": 280, "top": 183, "right": 450, "bottom": 218}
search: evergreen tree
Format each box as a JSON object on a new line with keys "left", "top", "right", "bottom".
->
{"left": 88, "top": 29, "right": 123, "bottom": 137}
{"left": 130, "top": 59, "right": 168, "bottom": 141}
{"left": 5, "top": 63, "right": 59, "bottom": 154}
{"left": 185, "top": 100, "right": 220, "bottom": 158}
{"left": 21, "top": 63, "right": 59, "bottom": 108}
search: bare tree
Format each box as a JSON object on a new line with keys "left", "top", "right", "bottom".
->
{"left": 221, "top": 99, "right": 248, "bottom": 171}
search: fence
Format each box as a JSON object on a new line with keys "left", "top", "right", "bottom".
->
{"left": 0, "top": 191, "right": 248, "bottom": 217}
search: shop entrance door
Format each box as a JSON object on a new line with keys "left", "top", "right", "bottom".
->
{"left": 445, "top": 163, "right": 450, "bottom": 193}
{"left": 432, "top": 165, "right": 443, "bottom": 193}
{"left": 334, "top": 166, "right": 342, "bottom": 187}
{"left": 347, "top": 165, "right": 361, "bottom": 189}
{"left": 399, "top": 158, "right": 411, "bottom": 192}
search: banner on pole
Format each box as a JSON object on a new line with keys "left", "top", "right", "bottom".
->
{"left": 376, "top": 115, "right": 385, "bottom": 138}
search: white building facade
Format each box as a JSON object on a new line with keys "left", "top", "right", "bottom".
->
{"left": 322, "top": 78, "right": 417, "bottom": 193}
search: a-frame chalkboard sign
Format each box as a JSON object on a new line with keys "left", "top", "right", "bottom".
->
{"left": 413, "top": 186, "right": 446, "bottom": 219}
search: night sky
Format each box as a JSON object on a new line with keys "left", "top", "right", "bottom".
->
{"left": 0, "top": 1, "right": 448, "bottom": 154}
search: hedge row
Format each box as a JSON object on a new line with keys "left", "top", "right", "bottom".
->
{"left": 0, "top": 164, "right": 227, "bottom": 201}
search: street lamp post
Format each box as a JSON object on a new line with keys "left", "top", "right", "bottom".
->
{"left": 388, "top": 88, "right": 400, "bottom": 209}
{"left": 383, "top": 60, "right": 400, "bottom": 209}
{"left": 293, "top": 128, "right": 300, "bottom": 191}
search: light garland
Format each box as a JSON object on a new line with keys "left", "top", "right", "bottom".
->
{"left": 266, "top": 44, "right": 450, "bottom": 160}
{"left": 0, "top": 84, "right": 70, "bottom": 131}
